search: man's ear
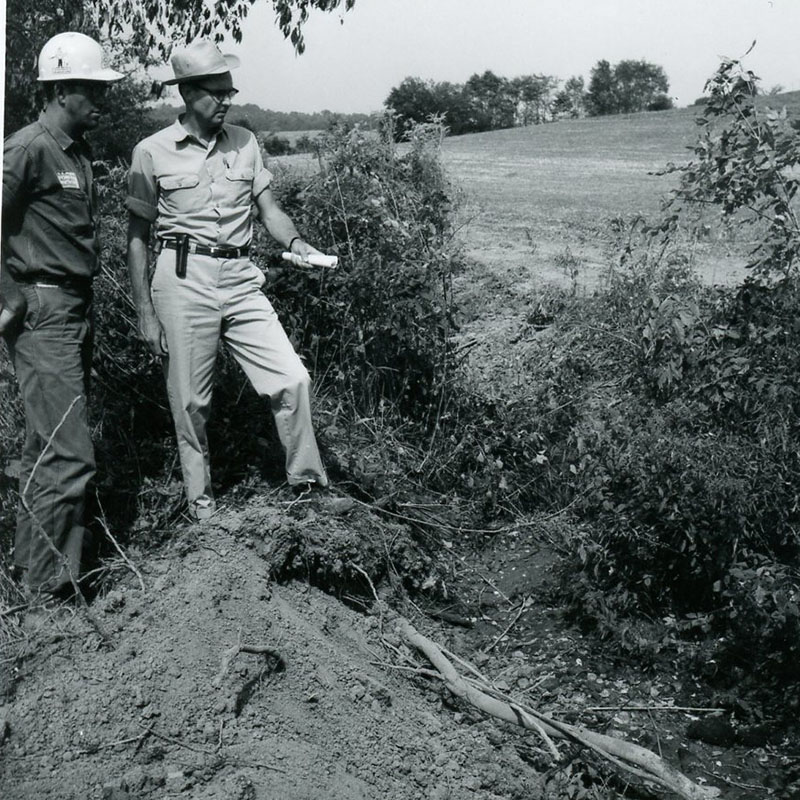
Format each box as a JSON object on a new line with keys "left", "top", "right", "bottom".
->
{"left": 52, "top": 82, "right": 68, "bottom": 106}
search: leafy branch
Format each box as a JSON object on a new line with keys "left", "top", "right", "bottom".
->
{"left": 655, "top": 54, "right": 800, "bottom": 281}
{"left": 93, "top": 0, "right": 356, "bottom": 57}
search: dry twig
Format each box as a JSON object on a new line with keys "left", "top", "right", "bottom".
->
{"left": 393, "top": 615, "right": 721, "bottom": 800}
{"left": 213, "top": 642, "right": 285, "bottom": 687}
{"left": 136, "top": 723, "right": 286, "bottom": 772}
{"left": 95, "top": 494, "right": 145, "bottom": 592}
{"left": 484, "top": 598, "right": 529, "bottom": 653}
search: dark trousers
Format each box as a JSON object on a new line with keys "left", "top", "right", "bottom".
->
{"left": 8, "top": 283, "right": 95, "bottom": 594}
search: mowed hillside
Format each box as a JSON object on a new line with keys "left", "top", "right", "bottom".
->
{"left": 443, "top": 107, "right": 696, "bottom": 235}
{"left": 440, "top": 102, "right": 774, "bottom": 288}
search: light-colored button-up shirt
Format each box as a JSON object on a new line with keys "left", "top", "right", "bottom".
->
{"left": 126, "top": 119, "right": 272, "bottom": 249}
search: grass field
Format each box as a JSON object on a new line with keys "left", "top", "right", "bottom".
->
{"left": 441, "top": 105, "right": 753, "bottom": 292}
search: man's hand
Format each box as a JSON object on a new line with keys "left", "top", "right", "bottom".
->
{"left": 290, "top": 237, "right": 323, "bottom": 262}
{"left": 0, "top": 267, "right": 26, "bottom": 337}
{"left": 138, "top": 310, "right": 168, "bottom": 357}
{"left": 0, "top": 306, "right": 19, "bottom": 337}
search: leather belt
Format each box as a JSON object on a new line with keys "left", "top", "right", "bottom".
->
{"left": 160, "top": 239, "right": 249, "bottom": 259}
{"left": 18, "top": 275, "right": 92, "bottom": 292}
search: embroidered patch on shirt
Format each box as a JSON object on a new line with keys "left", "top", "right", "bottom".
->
{"left": 56, "top": 171, "right": 80, "bottom": 189}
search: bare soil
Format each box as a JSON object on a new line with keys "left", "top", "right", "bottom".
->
{"left": 1, "top": 488, "right": 793, "bottom": 799}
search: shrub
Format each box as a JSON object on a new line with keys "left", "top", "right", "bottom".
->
{"left": 265, "top": 119, "right": 459, "bottom": 417}
{"left": 258, "top": 132, "right": 294, "bottom": 156}
{"left": 529, "top": 57, "right": 800, "bottom": 701}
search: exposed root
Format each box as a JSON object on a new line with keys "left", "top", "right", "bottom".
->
{"left": 392, "top": 614, "right": 721, "bottom": 800}
{"left": 212, "top": 642, "right": 285, "bottom": 688}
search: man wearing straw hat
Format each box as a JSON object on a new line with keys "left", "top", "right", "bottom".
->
{"left": 126, "top": 40, "right": 328, "bottom": 521}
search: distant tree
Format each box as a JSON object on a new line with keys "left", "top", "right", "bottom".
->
{"left": 552, "top": 75, "right": 586, "bottom": 119}
{"left": 385, "top": 77, "right": 443, "bottom": 138}
{"left": 385, "top": 70, "right": 561, "bottom": 139}
{"left": 385, "top": 77, "right": 482, "bottom": 138}
{"left": 464, "top": 70, "right": 516, "bottom": 131}
{"left": 230, "top": 115, "right": 256, "bottom": 132}
{"left": 258, "top": 131, "right": 293, "bottom": 155}
{"left": 430, "top": 82, "right": 473, "bottom": 135}
{"left": 587, "top": 59, "right": 617, "bottom": 115}
{"left": 587, "top": 58, "right": 671, "bottom": 116}
{"left": 512, "top": 74, "right": 558, "bottom": 125}
{"left": 613, "top": 59, "right": 670, "bottom": 113}
{"left": 647, "top": 93, "right": 674, "bottom": 111}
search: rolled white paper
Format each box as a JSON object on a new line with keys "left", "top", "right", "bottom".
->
{"left": 281, "top": 252, "right": 338, "bottom": 269}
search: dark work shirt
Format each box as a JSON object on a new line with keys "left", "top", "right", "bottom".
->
{"left": 2, "top": 113, "right": 99, "bottom": 282}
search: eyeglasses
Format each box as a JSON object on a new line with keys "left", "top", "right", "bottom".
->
{"left": 194, "top": 84, "right": 239, "bottom": 104}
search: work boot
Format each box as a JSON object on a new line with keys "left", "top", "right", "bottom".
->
{"left": 190, "top": 495, "right": 216, "bottom": 521}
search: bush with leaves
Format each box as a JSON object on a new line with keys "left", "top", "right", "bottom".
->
{"left": 656, "top": 54, "right": 800, "bottom": 281}
{"left": 517, "top": 58, "right": 800, "bottom": 707}
{"left": 264, "top": 119, "right": 459, "bottom": 417}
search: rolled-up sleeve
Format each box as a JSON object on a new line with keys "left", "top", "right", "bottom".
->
{"left": 126, "top": 143, "right": 158, "bottom": 222}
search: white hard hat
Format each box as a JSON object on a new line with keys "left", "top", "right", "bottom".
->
{"left": 37, "top": 32, "right": 124, "bottom": 83}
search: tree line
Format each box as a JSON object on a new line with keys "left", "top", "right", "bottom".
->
{"left": 385, "top": 59, "right": 673, "bottom": 139}
{"left": 146, "top": 103, "right": 373, "bottom": 134}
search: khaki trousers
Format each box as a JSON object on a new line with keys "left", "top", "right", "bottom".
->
{"left": 151, "top": 250, "right": 327, "bottom": 506}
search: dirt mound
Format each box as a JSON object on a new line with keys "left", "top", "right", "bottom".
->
{"left": 2, "top": 493, "right": 795, "bottom": 800}
{"left": 1, "top": 500, "right": 540, "bottom": 800}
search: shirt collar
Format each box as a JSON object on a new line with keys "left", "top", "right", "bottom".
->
{"left": 38, "top": 112, "right": 80, "bottom": 152}
{"left": 172, "top": 117, "right": 229, "bottom": 145}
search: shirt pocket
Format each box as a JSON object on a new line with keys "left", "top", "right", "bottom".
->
{"left": 223, "top": 168, "right": 255, "bottom": 208}
{"left": 60, "top": 189, "right": 94, "bottom": 237}
{"left": 158, "top": 173, "right": 203, "bottom": 215}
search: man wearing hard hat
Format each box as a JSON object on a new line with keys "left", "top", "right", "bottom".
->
{"left": 2, "top": 32, "right": 123, "bottom": 600}
{"left": 126, "top": 40, "right": 328, "bottom": 520}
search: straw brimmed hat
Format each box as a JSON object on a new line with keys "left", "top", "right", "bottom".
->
{"left": 163, "top": 40, "right": 240, "bottom": 85}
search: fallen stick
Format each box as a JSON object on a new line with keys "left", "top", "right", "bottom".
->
{"left": 426, "top": 609, "right": 475, "bottom": 628}
{"left": 393, "top": 616, "right": 720, "bottom": 800}
{"left": 484, "top": 599, "right": 528, "bottom": 652}
{"left": 212, "top": 643, "right": 285, "bottom": 688}
{"left": 77, "top": 727, "right": 152, "bottom": 755}
{"left": 136, "top": 723, "right": 286, "bottom": 773}
{"left": 95, "top": 493, "right": 145, "bottom": 592}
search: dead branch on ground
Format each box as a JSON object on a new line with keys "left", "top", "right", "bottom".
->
{"left": 95, "top": 493, "right": 145, "bottom": 592}
{"left": 135, "top": 722, "right": 286, "bottom": 773}
{"left": 392, "top": 615, "right": 721, "bottom": 800}
{"left": 212, "top": 642, "right": 285, "bottom": 688}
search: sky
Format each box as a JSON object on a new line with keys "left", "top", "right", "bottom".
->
{"left": 150, "top": 0, "right": 800, "bottom": 113}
